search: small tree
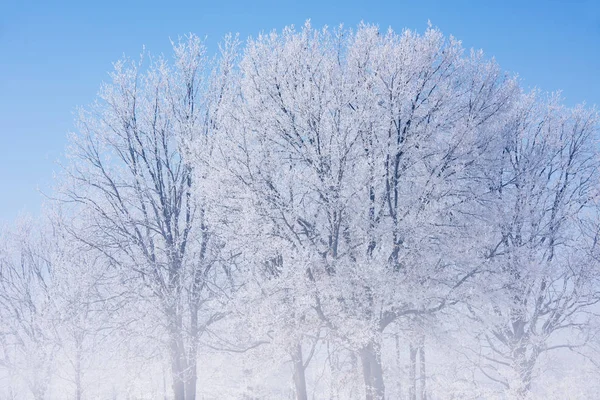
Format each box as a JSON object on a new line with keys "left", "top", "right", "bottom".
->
{"left": 0, "top": 217, "right": 59, "bottom": 400}
{"left": 467, "top": 93, "right": 600, "bottom": 397}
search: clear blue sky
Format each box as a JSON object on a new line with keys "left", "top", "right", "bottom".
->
{"left": 1, "top": 0, "right": 599, "bottom": 223}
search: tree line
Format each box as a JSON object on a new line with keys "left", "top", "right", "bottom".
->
{"left": 1, "top": 22, "right": 600, "bottom": 400}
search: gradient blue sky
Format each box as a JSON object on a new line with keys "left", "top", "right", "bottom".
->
{"left": 1, "top": 0, "right": 599, "bottom": 223}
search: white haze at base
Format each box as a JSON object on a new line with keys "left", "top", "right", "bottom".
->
{"left": 0, "top": 22, "right": 600, "bottom": 400}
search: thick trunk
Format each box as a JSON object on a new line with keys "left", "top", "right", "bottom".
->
{"left": 510, "top": 318, "right": 536, "bottom": 399}
{"left": 360, "top": 340, "right": 385, "bottom": 400}
{"left": 515, "top": 380, "right": 532, "bottom": 399}
{"left": 292, "top": 343, "right": 308, "bottom": 400}
{"left": 170, "top": 345, "right": 186, "bottom": 400}
{"left": 513, "top": 346, "right": 534, "bottom": 399}
{"left": 168, "top": 316, "right": 188, "bottom": 400}
{"left": 184, "top": 363, "right": 197, "bottom": 400}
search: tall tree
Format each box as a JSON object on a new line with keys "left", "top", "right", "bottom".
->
{"left": 60, "top": 35, "right": 235, "bottom": 400}
{"left": 221, "top": 22, "right": 516, "bottom": 400}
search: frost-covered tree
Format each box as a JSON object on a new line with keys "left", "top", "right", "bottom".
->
{"left": 0, "top": 217, "right": 60, "bottom": 400}
{"left": 50, "top": 228, "right": 125, "bottom": 399}
{"left": 60, "top": 35, "right": 236, "bottom": 400}
{"left": 219, "top": 22, "right": 516, "bottom": 400}
{"left": 465, "top": 93, "right": 600, "bottom": 397}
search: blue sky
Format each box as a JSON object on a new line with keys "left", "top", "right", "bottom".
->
{"left": 1, "top": 0, "right": 599, "bottom": 223}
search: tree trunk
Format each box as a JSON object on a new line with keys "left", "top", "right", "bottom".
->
{"left": 513, "top": 345, "right": 534, "bottom": 399}
{"left": 75, "top": 346, "right": 82, "bottom": 400}
{"left": 184, "top": 360, "right": 197, "bottom": 400}
{"left": 242, "top": 367, "right": 257, "bottom": 400}
{"left": 185, "top": 303, "right": 199, "bottom": 400}
{"left": 163, "top": 364, "right": 168, "bottom": 400}
{"left": 409, "top": 343, "right": 417, "bottom": 400}
{"left": 419, "top": 337, "right": 426, "bottom": 400}
{"left": 394, "top": 334, "right": 402, "bottom": 398}
{"left": 510, "top": 317, "right": 536, "bottom": 399}
{"left": 292, "top": 343, "right": 308, "bottom": 400}
{"left": 168, "top": 313, "right": 188, "bottom": 400}
{"left": 170, "top": 339, "right": 186, "bottom": 400}
{"left": 360, "top": 339, "right": 385, "bottom": 400}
